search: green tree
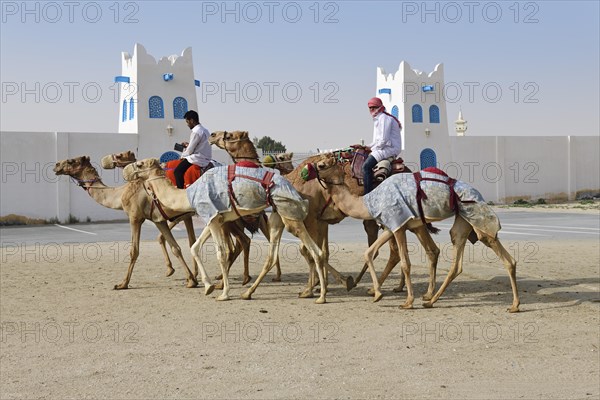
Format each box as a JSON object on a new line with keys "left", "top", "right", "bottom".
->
{"left": 253, "top": 136, "right": 287, "bottom": 152}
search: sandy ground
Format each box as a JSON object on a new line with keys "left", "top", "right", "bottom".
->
{"left": 1, "top": 225, "right": 599, "bottom": 399}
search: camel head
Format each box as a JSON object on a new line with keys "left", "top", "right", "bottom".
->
{"left": 101, "top": 151, "right": 137, "bottom": 169}
{"left": 123, "top": 158, "right": 163, "bottom": 182}
{"left": 53, "top": 156, "right": 95, "bottom": 177}
{"left": 308, "top": 153, "right": 346, "bottom": 185}
{"left": 210, "top": 130, "right": 258, "bottom": 162}
{"left": 263, "top": 152, "right": 294, "bottom": 175}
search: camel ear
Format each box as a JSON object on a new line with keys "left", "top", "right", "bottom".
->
{"left": 84, "top": 156, "right": 90, "bottom": 163}
{"left": 290, "top": 152, "right": 293, "bottom": 158}
{"left": 241, "top": 131, "right": 249, "bottom": 138}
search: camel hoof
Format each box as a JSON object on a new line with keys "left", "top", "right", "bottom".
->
{"left": 216, "top": 294, "right": 230, "bottom": 301}
{"left": 242, "top": 276, "right": 252, "bottom": 285}
{"left": 113, "top": 284, "right": 128, "bottom": 290}
{"left": 373, "top": 292, "right": 383, "bottom": 303}
{"left": 271, "top": 276, "right": 281, "bottom": 282}
{"left": 299, "top": 289, "right": 314, "bottom": 298}
{"left": 215, "top": 281, "right": 224, "bottom": 290}
{"left": 422, "top": 301, "right": 434, "bottom": 309}
{"left": 400, "top": 299, "right": 414, "bottom": 309}
{"left": 392, "top": 286, "right": 405, "bottom": 293}
{"left": 204, "top": 284, "right": 215, "bottom": 296}
{"left": 165, "top": 267, "right": 175, "bottom": 277}
{"left": 315, "top": 297, "right": 326, "bottom": 304}
{"left": 241, "top": 292, "right": 252, "bottom": 300}
{"left": 186, "top": 279, "right": 198, "bottom": 288}
{"left": 345, "top": 276, "right": 355, "bottom": 291}
{"left": 507, "top": 305, "right": 520, "bottom": 313}
{"left": 422, "top": 293, "right": 433, "bottom": 301}
{"left": 367, "top": 287, "right": 375, "bottom": 296}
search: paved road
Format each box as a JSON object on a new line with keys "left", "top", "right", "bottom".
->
{"left": 1, "top": 210, "right": 598, "bottom": 247}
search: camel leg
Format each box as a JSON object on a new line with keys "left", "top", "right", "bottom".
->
{"left": 423, "top": 216, "right": 470, "bottom": 309}
{"left": 190, "top": 225, "right": 215, "bottom": 295}
{"left": 114, "top": 218, "right": 143, "bottom": 290}
{"left": 242, "top": 213, "right": 285, "bottom": 300}
{"left": 257, "top": 215, "right": 283, "bottom": 283}
{"left": 298, "top": 244, "right": 316, "bottom": 298}
{"left": 154, "top": 221, "right": 198, "bottom": 288}
{"left": 319, "top": 224, "right": 354, "bottom": 291}
{"left": 182, "top": 217, "right": 198, "bottom": 277}
{"left": 207, "top": 220, "right": 232, "bottom": 301}
{"left": 412, "top": 225, "right": 440, "bottom": 300}
{"left": 282, "top": 217, "right": 327, "bottom": 304}
{"left": 157, "top": 229, "right": 175, "bottom": 277}
{"left": 352, "top": 220, "right": 381, "bottom": 287}
{"left": 229, "top": 223, "right": 252, "bottom": 285}
{"left": 477, "top": 231, "right": 520, "bottom": 313}
{"left": 394, "top": 229, "right": 414, "bottom": 309}
{"left": 363, "top": 229, "right": 395, "bottom": 302}
{"left": 366, "top": 238, "right": 401, "bottom": 295}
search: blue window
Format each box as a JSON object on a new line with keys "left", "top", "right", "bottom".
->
{"left": 412, "top": 104, "right": 423, "bottom": 123}
{"left": 173, "top": 97, "right": 188, "bottom": 119}
{"left": 149, "top": 96, "right": 164, "bottom": 118}
{"left": 122, "top": 100, "right": 127, "bottom": 122}
{"left": 129, "top": 98, "right": 135, "bottom": 120}
{"left": 391, "top": 105, "right": 399, "bottom": 119}
{"left": 420, "top": 148, "right": 437, "bottom": 169}
{"left": 378, "top": 88, "right": 391, "bottom": 95}
{"left": 429, "top": 105, "right": 440, "bottom": 123}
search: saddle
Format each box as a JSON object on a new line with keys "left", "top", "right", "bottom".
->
{"left": 348, "top": 146, "right": 409, "bottom": 188}
{"left": 164, "top": 159, "right": 214, "bottom": 188}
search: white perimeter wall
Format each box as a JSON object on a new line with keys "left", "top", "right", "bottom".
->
{"left": 1, "top": 131, "right": 230, "bottom": 222}
{"left": 1, "top": 131, "right": 598, "bottom": 222}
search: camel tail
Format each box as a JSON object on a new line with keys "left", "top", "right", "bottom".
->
{"left": 426, "top": 223, "right": 440, "bottom": 235}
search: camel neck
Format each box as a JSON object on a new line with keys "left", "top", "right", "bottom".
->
{"left": 145, "top": 175, "right": 195, "bottom": 213}
{"left": 327, "top": 183, "right": 373, "bottom": 220}
{"left": 76, "top": 169, "right": 125, "bottom": 210}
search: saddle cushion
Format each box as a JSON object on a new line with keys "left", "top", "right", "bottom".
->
{"left": 164, "top": 159, "right": 202, "bottom": 188}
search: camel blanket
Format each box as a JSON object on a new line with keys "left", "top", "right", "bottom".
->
{"left": 186, "top": 165, "right": 308, "bottom": 224}
{"left": 363, "top": 171, "right": 501, "bottom": 237}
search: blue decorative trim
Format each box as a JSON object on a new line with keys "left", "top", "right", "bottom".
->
{"left": 173, "top": 97, "right": 188, "bottom": 119}
{"left": 422, "top": 85, "right": 434, "bottom": 92}
{"left": 420, "top": 148, "right": 437, "bottom": 169}
{"left": 129, "top": 98, "right": 135, "bottom": 120}
{"left": 391, "top": 105, "right": 399, "bottom": 119}
{"left": 429, "top": 105, "right": 440, "bottom": 123}
{"left": 163, "top": 73, "right": 174, "bottom": 81}
{"left": 160, "top": 151, "right": 181, "bottom": 164}
{"left": 122, "top": 100, "right": 127, "bottom": 122}
{"left": 194, "top": 80, "right": 201, "bottom": 87}
{"left": 412, "top": 104, "right": 423, "bottom": 123}
{"left": 114, "top": 76, "right": 130, "bottom": 83}
{"left": 149, "top": 96, "right": 164, "bottom": 118}
{"left": 378, "top": 88, "right": 391, "bottom": 95}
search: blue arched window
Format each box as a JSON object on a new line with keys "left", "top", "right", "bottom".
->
{"left": 122, "top": 100, "right": 127, "bottom": 122}
{"left": 391, "top": 105, "right": 399, "bottom": 119}
{"left": 173, "top": 97, "right": 188, "bottom": 119}
{"left": 149, "top": 96, "right": 164, "bottom": 118}
{"left": 429, "top": 105, "right": 440, "bottom": 123}
{"left": 129, "top": 98, "right": 135, "bottom": 120}
{"left": 412, "top": 104, "right": 423, "bottom": 123}
{"left": 420, "top": 148, "right": 437, "bottom": 169}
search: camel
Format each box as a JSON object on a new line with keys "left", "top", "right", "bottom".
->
{"left": 311, "top": 154, "right": 520, "bottom": 312}
{"left": 209, "top": 131, "right": 368, "bottom": 295}
{"left": 53, "top": 155, "right": 203, "bottom": 292}
{"left": 123, "top": 158, "right": 329, "bottom": 303}
{"left": 100, "top": 152, "right": 205, "bottom": 282}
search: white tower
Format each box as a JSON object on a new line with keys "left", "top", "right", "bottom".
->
{"left": 375, "top": 62, "right": 452, "bottom": 171}
{"left": 115, "top": 43, "right": 199, "bottom": 158}
{"left": 455, "top": 109, "right": 468, "bottom": 136}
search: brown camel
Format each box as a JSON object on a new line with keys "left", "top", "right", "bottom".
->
{"left": 53, "top": 156, "right": 203, "bottom": 292}
{"left": 100, "top": 152, "right": 204, "bottom": 282}
{"left": 312, "top": 154, "right": 520, "bottom": 312}
{"left": 209, "top": 130, "right": 362, "bottom": 295}
{"left": 123, "top": 158, "right": 329, "bottom": 303}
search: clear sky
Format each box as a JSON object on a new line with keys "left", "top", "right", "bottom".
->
{"left": 1, "top": 0, "right": 598, "bottom": 151}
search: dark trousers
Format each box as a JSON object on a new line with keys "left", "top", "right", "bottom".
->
{"left": 174, "top": 158, "right": 193, "bottom": 189}
{"left": 362, "top": 155, "right": 378, "bottom": 195}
